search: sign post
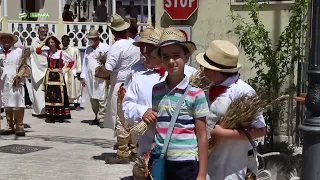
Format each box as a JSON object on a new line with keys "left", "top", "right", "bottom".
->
{"left": 164, "top": 0, "right": 199, "bottom": 20}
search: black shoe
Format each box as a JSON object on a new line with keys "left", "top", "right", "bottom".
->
{"left": 15, "top": 131, "right": 26, "bottom": 137}
{"left": 105, "top": 156, "right": 130, "bottom": 164}
{"left": 45, "top": 119, "right": 55, "bottom": 123}
{"left": 99, "top": 122, "right": 104, "bottom": 128}
{"left": 59, "top": 120, "right": 64, "bottom": 123}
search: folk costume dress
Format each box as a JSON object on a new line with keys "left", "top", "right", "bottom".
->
{"left": 36, "top": 48, "right": 74, "bottom": 120}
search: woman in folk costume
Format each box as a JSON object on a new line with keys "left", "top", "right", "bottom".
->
{"left": 196, "top": 40, "right": 266, "bottom": 180}
{"left": 0, "top": 31, "right": 30, "bottom": 136}
{"left": 35, "top": 35, "right": 74, "bottom": 123}
{"left": 61, "top": 35, "right": 83, "bottom": 110}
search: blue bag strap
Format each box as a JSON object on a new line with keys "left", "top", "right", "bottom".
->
{"left": 159, "top": 84, "right": 192, "bottom": 158}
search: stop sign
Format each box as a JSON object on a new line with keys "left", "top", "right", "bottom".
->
{"left": 164, "top": 0, "right": 199, "bottom": 20}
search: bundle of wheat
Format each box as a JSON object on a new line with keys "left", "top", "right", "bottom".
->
{"left": 209, "top": 94, "right": 289, "bottom": 151}
{"left": 96, "top": 51, "right": 107, "bottom": 65}
{"left": 131, "top": 70, "right": 210, "bottom": 135}
{"left": 190, "top": 70, "right": 211, "bottom": 91}
{"left": 95, "top": 52, "right": 110, "bottom": 81}
{"left": 130, "top": 121, "right": 151, "bottom": 136}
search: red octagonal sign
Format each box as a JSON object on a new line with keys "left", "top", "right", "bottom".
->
{"left": 164, "top": 0, "right": 199, "bottom": 20}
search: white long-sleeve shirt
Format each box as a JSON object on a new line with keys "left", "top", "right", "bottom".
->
{"left": 81, "top": 43, "right": 110, "bottom": 100}
{"left": 122, "top": 65, "right": 197, "bottom": 155}
{"left": 105, "top": 38, "right": 141, "bottom": 84}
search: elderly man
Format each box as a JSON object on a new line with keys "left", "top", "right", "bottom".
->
{"left": 80, "top": 30, "right": 109, "bottom": 127}
{"left": 30, "top": 26, "right": 48, "bottom": 117}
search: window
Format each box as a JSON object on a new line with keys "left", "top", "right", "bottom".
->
{"left": 231, "top": 0, "right": 294, "bottom": 5}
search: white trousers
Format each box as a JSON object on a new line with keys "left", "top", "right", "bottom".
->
{"left": 103, "top": 82, "right": 122, "bottom": 132}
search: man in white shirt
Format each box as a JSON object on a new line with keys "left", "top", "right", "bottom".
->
{"left": 103, "top": 14, "right": 140, "bottom": 164}
{"left": 30, "top": 26, "right": 49, "bottom": 117}
{"left": 80, "top": 30, "right": 109, "bottom": 127}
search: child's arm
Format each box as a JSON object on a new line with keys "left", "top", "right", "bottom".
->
{"left": 211, "top": 125, "right": 266, "bottom": 141}
{"left": 195, "top": 117, "right": 208, "bottom": 178}
{"left": 211, "top": 111, "right": 266, "bottom": 141}
{"left": 193, "top": 89, "right": 210, "bottom": 179}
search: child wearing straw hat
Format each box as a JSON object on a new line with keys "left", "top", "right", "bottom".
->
{"left": 196, "top": 40, "right": 266, "bottom": 179}
{"left": 145, "top": 28, "right": 209, "bottom": 180}
{"left": 122, "top": 27, "right": 165, "bottom": 180}
{"left": 0, "top": 31, "right": 28, "bottom": 136}
{"left": 103, "top": 13, "right": 141, "bottom": 164}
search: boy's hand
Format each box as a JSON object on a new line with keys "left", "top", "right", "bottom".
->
{"left": 142, "top": 108, "right": 158, "bottom": 124}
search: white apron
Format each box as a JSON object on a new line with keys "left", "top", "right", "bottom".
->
{"left": 0, "top": 48, "right": 25, "bottom": 108}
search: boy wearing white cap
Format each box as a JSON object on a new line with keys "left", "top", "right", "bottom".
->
{"left": 196, "top": 40, "right": 266, "bottom": 179}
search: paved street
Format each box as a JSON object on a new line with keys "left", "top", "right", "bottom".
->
{"left": 0, "top": 91, "right": 133, "bottom": 180}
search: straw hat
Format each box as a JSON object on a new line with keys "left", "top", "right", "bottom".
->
{"left": 0, "top": 31, "right": 18, "bottom": 44}
{"left": 151, "top": 28, "right": 196, "bottom": 58}
{"left": 196, "top": 40, "right": 242, "bottom": 73}
{"left": 107, "top": 14, "right": 131, "bottom": 32}
{"left": 133, "top": 27, "right": 163, "bottom": 47}
{"left": 86, "top": 29, "right": 100, "bottom": 39}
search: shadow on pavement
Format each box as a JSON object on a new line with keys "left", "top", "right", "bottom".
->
{"left": 92, "top": 152, "right": 115, "bottom": 161}
{"left": 120, "top": 176, "right": 133, "bottom": 180}
{"left": 25, "top": 135, "right": 116, "bottom": 148}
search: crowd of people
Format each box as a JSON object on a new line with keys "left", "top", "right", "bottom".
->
{"left": 63, "top": 0, "right": 141, "bottom": 23}
{"left": 0, "top": 12, "right": 267, "bottom": 180}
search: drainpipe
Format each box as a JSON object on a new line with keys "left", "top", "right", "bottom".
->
{"left": 147, "top": 0, "right": 151, "bottom": 26}
{"left": 57, "top": 0, "right": 65, "bottom": 40}
{"left": 112, "top": 0, "right": 116, "bottom": 15}
{"left": 2, "top": 0, "right": 8, "bottom": 31}
{"left": 299, "top": 0, "right": 320, "bottom": 179}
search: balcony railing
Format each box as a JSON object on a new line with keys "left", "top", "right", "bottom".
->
{"left": 2, "top": 20, "right": 149, "bottom": 49}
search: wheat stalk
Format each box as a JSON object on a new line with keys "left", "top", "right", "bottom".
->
{"left": 130, "top": 121, "right": 150, "bottom": 136}
{"left": 209, "top": 94, "right": 290, "bottom": 152}
{"left": 96, "top": 51, "right": 107, "bottom": 65}
{"left": 190, "top": 70, "right": 211, "bottom": 91}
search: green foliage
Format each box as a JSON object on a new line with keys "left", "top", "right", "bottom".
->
{"left": 229, "top": 0, "right": 308, "bottom": 150}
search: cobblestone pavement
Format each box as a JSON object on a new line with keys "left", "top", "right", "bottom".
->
{"left": 0, "top": 91, "right": 133, "bottom": 180}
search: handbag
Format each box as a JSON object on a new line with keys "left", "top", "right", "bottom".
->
{"left": 150, "top": 84, "right": 192, "bottom": 180}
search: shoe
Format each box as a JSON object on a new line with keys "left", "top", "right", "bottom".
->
{"left": 14, "top": 108, "right": 26, "bottom": 137}
{"left": 105, "top": 156, "right": 130, "bottom": 164}
{"left": 45, "top": 119, "right": 55, "bottom": 123}
{"left": 99, "top": 122, "right": 104, "bottom": 128}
